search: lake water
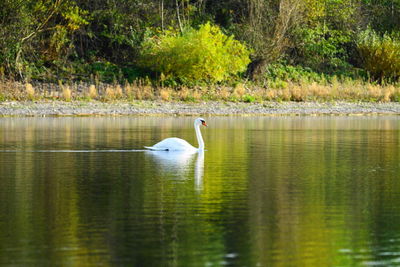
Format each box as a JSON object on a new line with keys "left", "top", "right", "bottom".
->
{"left": 0, "top": 116, "right": 399, "bottom": 266}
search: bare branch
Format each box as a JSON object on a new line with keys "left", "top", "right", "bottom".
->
{"left": 176, "top": 0, "right": 183, "bottom": 33}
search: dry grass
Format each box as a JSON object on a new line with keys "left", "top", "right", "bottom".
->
{"left": 218, "top": 86, "right": 231, "bottom": 100}
{"left": 142, "top": 86, "right": 154, "bottom": 100}
{"left": 233, "top": 83, "right": 246, "bottom": 98}
{"left": 280, "top": 89, "right": 291, "bottom": 101}
{"left": 178, "top": 87, "right": 190, "bottom": 101}
{"left": 105, "top": 86, "right": 116, "bottom": 100}
{"left": 124, "top": 83, "right": 134, "bottom": 99}
{"left": 264, "top": 89, "right": 278, "bottom": 100}
{"left": 62, "top": 86, "right": 72, "bottom": 101}
{"left": 383, "top": 85, "right": 395, "bottom": 102}
{"left": 0, "top": 79, "right": 399, "bottom": 103}
{"left": 132, "top": 82, "right": 143, "bottom": 100}
{"left": 192, "top": 89, "right": 202, "bottom": 101}
{"left": 25, "top": 83, "right": 35, "bottom": 100}
{"left": 88, "top": 84, "right": 97, "bottom": 99}
{"left": 115, "top": 84, "right": 123, "bottom": 98}
{"left": 159, "top": 88, "right": 172, "bottom": 101}
{"left": 104, "top": 84, "right": 124, "bottom": 100}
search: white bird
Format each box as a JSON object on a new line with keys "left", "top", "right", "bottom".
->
{"left": 144, "top": 118, "right": 207, "bottom": 151}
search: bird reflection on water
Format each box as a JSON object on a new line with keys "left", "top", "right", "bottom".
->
{"left": 145, "top": 150, "right": 204, "bottom": 191}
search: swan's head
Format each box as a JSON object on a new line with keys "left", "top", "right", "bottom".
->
{"left": 195, "top": 118, "right": 207, "bottom": 127}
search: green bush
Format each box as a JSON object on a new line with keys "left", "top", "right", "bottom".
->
{"left": 293, "top": 25, "right": 351, "bottom": 72}
{"left": 357, "top": 29, "right": 400, "bottom": 81}
{"left": 264, "top": 61, "right": 366, "bottom": 85}
{"left": 265, "top": 62, "right": 323, "bottom": 83}
{"left": 87, "top": 62, "right": 121, "bottom": 82}
{"left": 139, "top": 23, "right": 251, "bottom": 84}
{"left": 242, "top": 94, "right": 256, "bottom": 103}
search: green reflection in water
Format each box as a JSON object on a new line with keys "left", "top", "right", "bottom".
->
{"left": 0, "top": 116, "right": 399, "bottom": 266}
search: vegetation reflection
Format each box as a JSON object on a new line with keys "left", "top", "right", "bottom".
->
{"left": 0, "top": 117, "right": 399, "bottom": 266}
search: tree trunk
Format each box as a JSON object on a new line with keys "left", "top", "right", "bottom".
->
{"left": 246, "top": 58, "right": 267, "bottom": 81}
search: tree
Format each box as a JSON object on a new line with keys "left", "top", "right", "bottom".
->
{"left": 240, "top": 0, "right": 304, "bottom": 80}
{"left": 0, "top": 0, "right": 88, "bottom": 80}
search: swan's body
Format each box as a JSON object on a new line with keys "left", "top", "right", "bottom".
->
{"left": 145, "top": 137, "right": 197, "bottom": 151}
{"left": 145, "top": 118, "right": 207, "bottom": 151}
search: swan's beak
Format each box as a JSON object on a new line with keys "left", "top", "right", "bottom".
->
{"left": 202, "top": 121, "right": 207, "bottom": 127}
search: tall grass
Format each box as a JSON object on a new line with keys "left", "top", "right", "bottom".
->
{"left": 25, "top": 83, "right": 35, "bottom": 100}
{"left": 159, "top": 88, "right": 172, "bottom": 101}
{"left": 62, "top": 86, "right": 72, "bottom": 101}
{"left": 0, "top": 79, "right": 399, "bottom": 102}
{"left": 88, "top": 84, "right": 98, "bottom": 99}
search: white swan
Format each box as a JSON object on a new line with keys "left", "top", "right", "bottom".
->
{"left": 144, "top": 118, "right": 207, "bottom": 151}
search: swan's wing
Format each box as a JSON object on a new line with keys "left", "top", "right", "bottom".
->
{"left": 145, "top": 137, "right": 196, "bottom": 151}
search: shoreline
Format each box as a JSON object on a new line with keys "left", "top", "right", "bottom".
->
{"left": 1, "top": 100, "right": 400, "bottom": 117}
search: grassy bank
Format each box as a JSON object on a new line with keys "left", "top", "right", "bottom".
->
{"left": 1, "top": 79, "right": 400, "bottom": 104}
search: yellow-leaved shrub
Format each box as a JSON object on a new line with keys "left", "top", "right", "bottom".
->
{"left": 357, "top": 29, "right": 400, "bottom": 81}
{"left": 139, "top": 23, "right": 251, "bottom": 84}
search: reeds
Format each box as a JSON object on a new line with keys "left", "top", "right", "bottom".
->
{"left": 62, "top": 86, "right": 72, "bottom": 101}
{"left": 88, "top": 84, "right": 98, "bottom": 99}
{"left": 0, "top": 79, "right": 399, "bottom": 103}
{"left": 233, "top": 83, "right": 246, "bottom": 98}
{"left": 25, "top": 83, "right": 35, "bottom": 100}
{"left": 105, "top": 86, "right": 116, "bottom": 100}
{"left": 115, "top": 84, "right": 123, "bottom": 98}
{"left": 159, "top": 88, "right": 172, "bottom": 101}
{"left": 178, "top": 87, "right": 190, "bottom": 101}
{"left": 218, "top": 86, "right": 231, "bottom": 100}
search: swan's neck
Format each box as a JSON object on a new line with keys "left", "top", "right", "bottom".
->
{"left": 195, "top": 123, "right": 204, "bottom": 150}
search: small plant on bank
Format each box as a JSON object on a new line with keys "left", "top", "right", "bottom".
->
{"left": 124, "top": 83, "right": 134, "bottom": 100}
{"left": 233, "top": 83, "right": 246, "bottom": 98}
{"left": 88, "top": 85, "right": 98, "bottom": 99}
{"left": 25, "top": 83, "right": 35, "bottom": 100}
{"left": 218, "top": 86, "right": 231, "bottom": 100}
{"left": 159, "top": 88, "right": 172, "bottom": 101}
{"left": 142, "top": 85, "right": 154, "bottom": 100}
{"left": 192, "top": 89, "right": 202, "bottom": 101}
{"left": 139, "top": 23, "right": 251, "bottom": 84}
{"left": 115, "top": 84, "right": 124, "bottom": 98}
{"left": 62, "top": 86, "right": 72, "bottom": 101}
{"left": 242, "top": 94, "right": 256, "bottom": 103}
{"left": 178, "top": 87, "right": 190, "bottom": 101}
{"left": 105, "top": 86, "right": 116, "bottom": 100}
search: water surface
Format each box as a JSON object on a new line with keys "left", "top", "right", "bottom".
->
{"left": 0, "top": 116, "right": 399, "bottom": 266}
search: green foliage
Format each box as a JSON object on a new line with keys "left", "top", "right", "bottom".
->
{"left": 304, "top": 0, "right": 360, "bottom": 29}
{"left": 86, "top": 62, "right": 144, "bottom": 83}
{"left": 139, "top": 23, "right": 251, "bottom": 84}
{"left": 263, "top": 62, "right": 367, "bottom": 89}
{"left": 362, "top": 0, "right": 400, "bottom": 33}
{"left": 265, "top": 63, "right": 324, "bottom": 83}
{"left": 0, "top": 0, "right": 400, "bottom": 87}
{"left": 242, "top": 94, "right": 256, "bottom": 103}
{"left": 357, "top": 29, "right": 400, "bottom": 81}
{"left": 393, "top": 91, "right": 400, "bottom": 102}
{"left": 293, "top": 25, "right": 352, "bottom": 72}
{"left": 0, "top": 0, "right": 88, "bottom": 80}
{"left": 88, "top": 62, "right": 120, "bottom": 82}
